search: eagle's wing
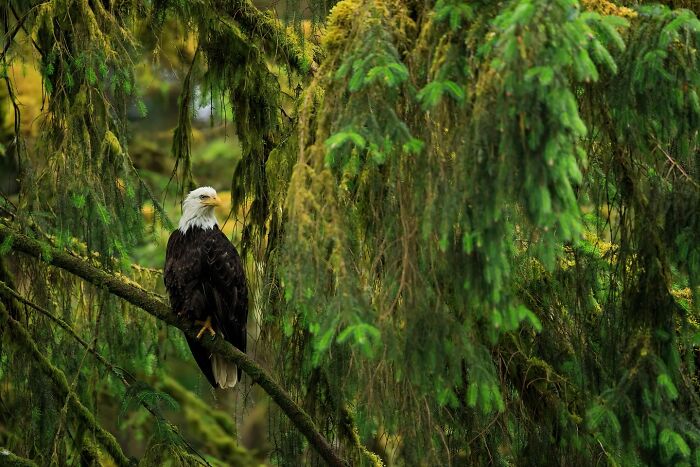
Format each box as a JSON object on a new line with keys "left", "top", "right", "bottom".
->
{"left": 203, "top": 228, "right": 248, "bottom": 363}
{"left": 165, "top": 230, "right": 218, "bottom": 387}
{"left": 164, "top": 230, "right": 208, "bottom": 318}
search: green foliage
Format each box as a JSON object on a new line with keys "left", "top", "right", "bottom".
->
{"left": 336, "top": 322, "right": 382, "bottom": 358}
{"left": 435, "top": 0, "right": 474, "bottom": 31}
{"left": 659, "top": 428, "right": 691, "bottom": 463}
{"left": 0, "top": 234, "right": 13, "bottom": 256}
{"left": 417, "top": 80, "right": 465, "bottom": 109}
{"left": 266, "top": 0, "right": 700, "bottom": 465}
{"left": 120, "top": 382, "right": 180, "bottom": 421}
{"left": 3, "top": 0, "right": 700, "bottom": 465}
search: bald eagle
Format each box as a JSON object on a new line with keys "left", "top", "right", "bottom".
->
{"left": 164, "top": 187, "right": 247, "bottom": 388}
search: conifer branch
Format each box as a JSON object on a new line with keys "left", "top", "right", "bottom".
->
{"left": 0, "top": 224, "right": 349, "bottom": 467}
{"left": 0, "top": 448, "right": 38, "bottom": 466}
{"left": 0, "top": 280, "right": 221, "bottom": 467}
{"left": 653, "top": 141, "right": 700, "bottom": 189}
{"left": 0, "top": 301, "right": 132, "bottom": 467}
{"left": 0, "top": 4, "right": 35, "bottom": 63}
{"left": 0, "top": 280, "right": 115, "bottom": 372}
{"left": 214, "top": 0, "right": 317, "bottom": 75}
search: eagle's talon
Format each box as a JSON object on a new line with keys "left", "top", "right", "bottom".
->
{"left": 195, "top": 317, "right": 216, "bottom": 339}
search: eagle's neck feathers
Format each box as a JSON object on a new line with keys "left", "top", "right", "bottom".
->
{"left": 178, "top": 204, "right": 218, "bottom": 234}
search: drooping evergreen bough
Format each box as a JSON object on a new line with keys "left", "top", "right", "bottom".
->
{"left": 0, "top": 0, "right": 699, "bottom": 465}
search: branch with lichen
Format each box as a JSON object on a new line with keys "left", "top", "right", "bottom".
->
{"left": 0, "top": 276, "right": 254, "bottom": 466}
{"left": 0, "top": 301, "right": 132, "bottom": 467}
{"left": 0, "top": 280, "right": 220, "bottom": 465}
{"left": 0, "top": 448, "right": 38, "bottom": 467}
{"left": 212, "top": 0, "right": 318, "bottom": 74}
{"left": 0, "top": 223, "right": 348, "bottom": 467}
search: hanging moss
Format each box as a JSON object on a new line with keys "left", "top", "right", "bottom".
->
{"left": 0, "top": 302, "right": 132, "bottom": 467}
{"left": 2, "top": 0, "right": 700, "bottom": 465}
{"left": 582, "top": 0, "right": 637, "bottom": 18}
{"left": 262, "top": 0, "right": 700, "bottom": 464}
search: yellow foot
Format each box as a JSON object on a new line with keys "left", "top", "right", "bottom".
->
{"left": 195, "top": 317, "right": 216, "bottom": 339}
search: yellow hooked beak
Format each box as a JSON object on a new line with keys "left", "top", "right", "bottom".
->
{"left": 201, "top": 196, "right": 222, "bottom": 207}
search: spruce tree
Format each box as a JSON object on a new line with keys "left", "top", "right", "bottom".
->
{"left": 1, "top": 0, "right": 699, "bottom": 465}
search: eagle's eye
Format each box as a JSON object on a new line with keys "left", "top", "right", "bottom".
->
{"left": 199, "top": 195, "right": 209, "bottom": 200}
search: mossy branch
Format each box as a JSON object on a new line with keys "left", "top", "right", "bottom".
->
{"left": 214, "top": 0, "right": 317, "bottom": 74}
{"left": 160, "top": 376, "right": 253, "bottom": 463}
{"left": 161, "top": 375, "right": 237, "bottom": 436}
{"left": 0, "top": 301, "right": 132, "bottom": 467}
{"left": 0, "top": 448, "right": 38, "bottom": 467}
{"left": 0, "top": 280, "right": 215, "bottom": 466}
{"left": 0, "top": 224, "right": 348, "bottom": 467}
{"left": 0, "top": 280, "right": 117, "bottom": 376}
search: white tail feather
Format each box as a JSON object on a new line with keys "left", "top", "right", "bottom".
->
{"left": 211, "top": 354, "right": 238, "bottom": 388}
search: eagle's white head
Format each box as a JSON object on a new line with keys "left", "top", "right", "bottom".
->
{"left": 178, "top": 186, "right": 221, "bottom": 233}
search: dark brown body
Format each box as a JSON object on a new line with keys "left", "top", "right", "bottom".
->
{"left": 164, "top": 226, "right": 248, "bottom": 386}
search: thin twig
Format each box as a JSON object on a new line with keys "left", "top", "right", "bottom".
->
{"left": 0, "top": 5, "right": 30, "bottom": 62}
{"left": 9, "top": 4, "right": 44, "bottom": 56}
{"left": 0, "top": 280, "right": 132, "bottom": 381}
{"left": 654, "top": 142, "right": 699, "bottom": 189}
{"left": 50, "top": 342, "right": 91, "bottom": 463}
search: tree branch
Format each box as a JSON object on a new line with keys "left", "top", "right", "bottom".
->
{"left": 0, "top": 448, "right": 38, "bottom": 466}
{"left": 215, "top": 0, "right": 317, "bottom": 75}
{"left": 0, "top": 280, "right": 118, "bottom": 374}
{"left": 0, "top": 301, "right": 132, "bottom": 466}
{"left": 0, "top": 4, "right": 32, "bottom": 63}
{"left": 0, "top": 223, "right": 348, "bottom": 467}
{"left": 0, "top": 279, "right": 218, "bottom": 467}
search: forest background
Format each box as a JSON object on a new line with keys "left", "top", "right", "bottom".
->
{"left": 0, "top": 0, "right": 699, "bottom": 466}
